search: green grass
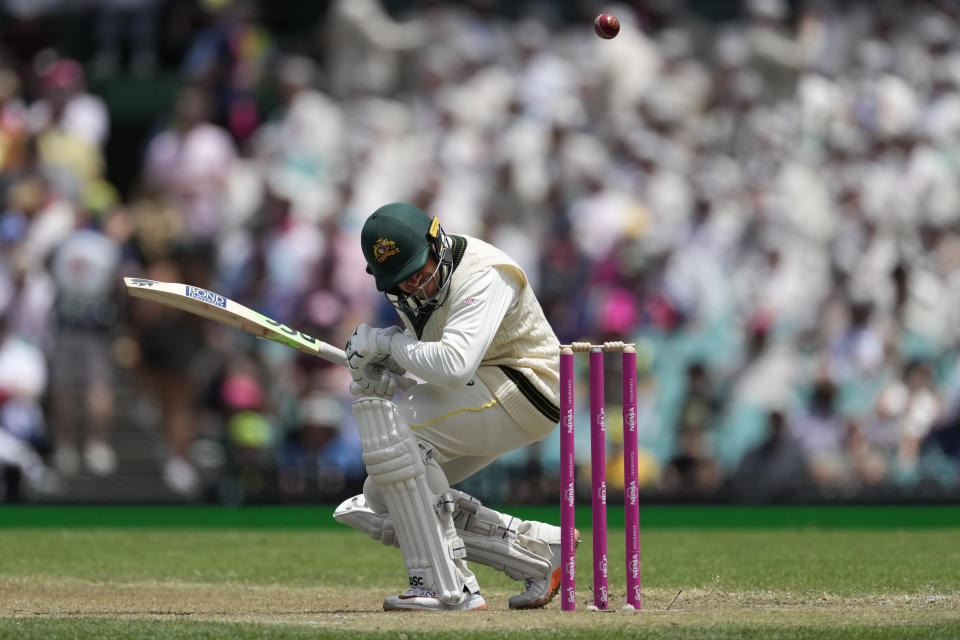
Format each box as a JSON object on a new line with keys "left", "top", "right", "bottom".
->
{"left": 1, "top": 507, "right": 958, "bottom": 639}
{"left": 1, "top": 528, "right": 958, "bottom": 595}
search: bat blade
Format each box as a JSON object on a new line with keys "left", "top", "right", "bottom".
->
{"left": 123, "top": 277, "right": 347, "bottom": 366}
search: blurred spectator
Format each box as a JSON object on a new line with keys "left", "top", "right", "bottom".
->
{"left": 10, "top": 174, "right": 75, "bottom": 279}
{"left": 927, "top": 361, "right": 960, "bottom": 474}
{"left": 324, "top": 0, "right": 424, "bottom": 99}
{"left": 181, "top": 0, "right": 271, "bottom": 142}
{"left": 728, "top": 312, "right": 803, "bottom": 410}
{"left": 247, "top": 185, "right": 327, "bottom": 325}
{"left": 0, "top": 297, "right": 46, "bottom": 444}
{"left": 215, "top": 357, "right": 274, "bottom": 501}
{"left": 732, "top": 409, "right": 807, "bottom": 501}
{"left": 48, "top": 197, "right": 123, "bottom": 477}
{"left": 872, "top": 360, "right": 943, "bottom": 474}
{"left": 675, "top": 361, "right": 721, "bottom": 436}
{"left": 788, "top": 377, "right": 848, "bottom": 488}
{"left": 0, "top": 243, "right": 56, "bottom": 356}
{"left": 0, "top": 310, "right": 61, "bottom": 500}
{"left": 126, "top": 256, "right": 207, "bottom": 498}
{"left": 253, "top": 54, "right": 345, "bottom": 223}
{"left": 743, "top": 0, "right": 803, "bottom": 101}
{"left": 536, "top": 222, "right": 592, "bottom": 344}
{"left": 843, "top": 417, "right": 887, "bottom": 488}
{"left": 28, "top": 58, "right": 108, "bottom": 204}
{"left": 0, "top": 69, "right": 28, "bottom": 175}
{"left": 28, "top": 57, "right": 109, "bottom": 150}
{"left": 826, "top": 299, "right": 885, "bottom": 382}
{"left": 141, "top": 84, "right": 237, "bottom": 242}
{"left": 278, "top": 389, "right": 362, "bottom": 501}
{"left": 660, "top": 429, "right": 723, "bottom": 498}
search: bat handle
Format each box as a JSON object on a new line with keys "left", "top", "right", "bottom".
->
{"left": 327, "top": 346, "right": 416, "bottom": 392}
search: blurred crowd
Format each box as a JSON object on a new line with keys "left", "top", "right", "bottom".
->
{"left": 1, "top": 0, "right": 959, "bottom": 503}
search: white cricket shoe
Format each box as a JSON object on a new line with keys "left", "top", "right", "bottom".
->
{"left": 508, "top": 529, "right": 580, "bottom": 610}
{"left": 383, "top": 587, "right": 487, "bottom": 612}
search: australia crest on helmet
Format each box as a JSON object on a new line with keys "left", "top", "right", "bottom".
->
{"left": 373, "top": 237, "right": 400, "bottom": 263}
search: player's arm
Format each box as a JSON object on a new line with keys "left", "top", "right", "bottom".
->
{"left": 390, "top": 267, "right": 520, "bottom": 388}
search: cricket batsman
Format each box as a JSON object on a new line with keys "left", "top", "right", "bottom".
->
{"left": 335, "top": 202, "right": 568, "bottom": 611}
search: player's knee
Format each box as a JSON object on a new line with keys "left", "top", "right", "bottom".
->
{"left": 363, "top": 476, "right": 389, "bottom": 515}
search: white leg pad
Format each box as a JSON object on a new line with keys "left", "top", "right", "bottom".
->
{"left": 450, "top": 489, "right": 560, "bottom": 581}
{"left": 353, "top": 397, "right": 473, "bottom": 604}
{"left": 334, "top": 489, "right": 559, "bottom": 582}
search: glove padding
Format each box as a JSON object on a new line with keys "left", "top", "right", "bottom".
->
{"left": 349, "top": 363, "right": 402, "bottom": 398}
{"left": 345, "top": 324, "right": 403, "bottom": 372}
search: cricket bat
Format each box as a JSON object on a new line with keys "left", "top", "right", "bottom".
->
{"left": 123, "top": 277, "right": 414, "bottom": 390}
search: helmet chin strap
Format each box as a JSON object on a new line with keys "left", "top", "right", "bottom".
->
{"left": 386, "top": 232, "right": 453, "bottom": 317}
{"left": 386, "top": 264, "right": 451, "bottom": 316}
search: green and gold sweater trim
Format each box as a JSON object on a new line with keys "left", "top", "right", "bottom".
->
{"left": 498, "top": 365, "right": 561, "bottom": 423}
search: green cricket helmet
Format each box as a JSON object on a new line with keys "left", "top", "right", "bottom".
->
{"left": 360, "top": 202, "right": 452, "bottom": 315}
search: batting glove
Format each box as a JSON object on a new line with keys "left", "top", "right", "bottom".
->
{"left": 345, "top": 324, "right": 400, "bottom": 372}
{"left": 349, "top": 363, "right": 401, "bottom": 398}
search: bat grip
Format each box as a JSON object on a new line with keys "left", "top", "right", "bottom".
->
{"left": 326, "top": 346, "right": 416, "bottom": 391}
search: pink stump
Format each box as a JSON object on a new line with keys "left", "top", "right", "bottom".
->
{"left": 589, "top": 348, "right": 609, "bottom": 610}
{"left": 622, "top": 347, "right": 642, "bottom": 610}
{"left": 559, "top": 347, "right": 576, "bottom": 611}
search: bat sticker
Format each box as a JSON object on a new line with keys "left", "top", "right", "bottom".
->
{"left": 185, "top": 285, "right": 228, "bottom": 309}
{"left": 260, "top": 314, "right": 318, "bottom": 345}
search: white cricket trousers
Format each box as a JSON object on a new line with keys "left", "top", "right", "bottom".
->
{"left": 392, "top": 376, "right": 549, "bottom": 484}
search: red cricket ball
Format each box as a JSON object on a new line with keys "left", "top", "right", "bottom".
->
{"left": 594, "top": 13, "right": 620, "bottom": 39}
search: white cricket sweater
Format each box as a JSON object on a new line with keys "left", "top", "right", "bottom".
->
{"left": 390, "top": 234, "right": 560, "bottom": 438}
